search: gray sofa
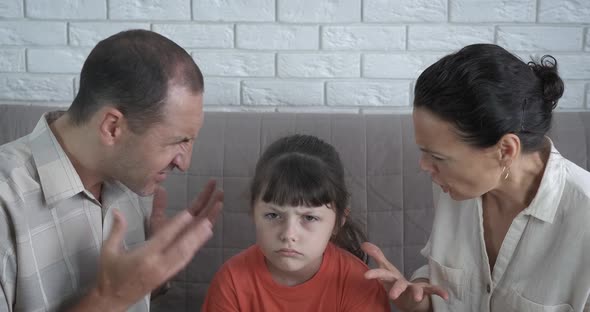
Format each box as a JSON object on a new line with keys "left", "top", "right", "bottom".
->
{"left": 1, "top": 104, "right": 589, "bottom": 312}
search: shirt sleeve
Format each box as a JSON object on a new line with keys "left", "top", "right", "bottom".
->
{"left": 0, "top": 205, "right": 16, "bottom": 312}
{"left": 201, "top": 266, "right": 240, "bottom": 312}
{"left": 410, "top": 184, "right": 439, "bottom": 282}
{"left": 410, "top": 237, "right": 431, "bottom": 282}
{"left": 0, "top": 284, "right": 11, "bottom": 312}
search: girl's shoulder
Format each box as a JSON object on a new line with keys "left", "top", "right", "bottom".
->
{"left": 329, "top": 243, "right": 370, "bottom": 273}
{"left": 216, "top": 245, "right": 263, "bottom": 277}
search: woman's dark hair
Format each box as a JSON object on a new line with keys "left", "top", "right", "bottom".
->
{"left": 414, "top": 43, "right": 564, "bottom": 152}
{"left": 68, "top": 29, "right": 204, "bottom": 134}
{"left": 250, "top": 134, "right": 368, "bottom": 263}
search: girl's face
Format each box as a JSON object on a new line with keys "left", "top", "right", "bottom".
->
{"left": 413, "top": 107, "right": 504, "bottom": 201}
{"left": 253, "top": 201, "right": 338, "bottom": 285}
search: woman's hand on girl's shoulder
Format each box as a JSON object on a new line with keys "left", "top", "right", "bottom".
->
{"left": 361, "top": 242, "right": 448, "bottom": 312}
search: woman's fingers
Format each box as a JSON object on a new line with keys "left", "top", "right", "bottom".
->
{"left": 409, "top": 284, "right": 425, "bottom": 302}
{"left": 388, "top": 279, "right": 410, "bottom": 300}
{"left": 361, "top": 242, "right": 399, "bottom": 272}
{"left": 364, "top": 268, "right": 400, "bottom": 283}
{"left": 423, "top": 284, "right": 449, "bottom": 300}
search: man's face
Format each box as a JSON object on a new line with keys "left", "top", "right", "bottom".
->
{"left": 112, "top": 86, "right": 204, "bottom": 196}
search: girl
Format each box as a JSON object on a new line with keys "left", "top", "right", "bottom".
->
{"left": 202, "top": 134, "right": 390, "bottom": 311}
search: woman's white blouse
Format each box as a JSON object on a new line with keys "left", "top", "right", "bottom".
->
{"left": 411, "top": 143, "right": 590, "bottom": 312}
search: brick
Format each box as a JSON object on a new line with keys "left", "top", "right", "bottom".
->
{"left": 278, "top": 0, "right": 360, "bottom": 22}
{"left": 558, "top": 81, "right": 586, "bottom": 109}
{"left": 0, "top": 49, "right": 24, "bottom": 72}
{"left": 539, "top": 0, "right": 590, "bottom": 23}
{"left": 545, "top": 54, "right": 590, "bottom": 79}
{"left": 153, "top": 24, "right": 233, "bottom": 48}
{"left": 203, "top": 78, "right": 239, "bottom": 106}
{"left": 109, "top": 0, "right": 190, "bottom": 20}
{"left": 450, "top": 0, "right": 535, "bottom": 22}
{"left": 278, "top": 53, "right": 359, "bottom": 78}
{"left": 193, "top": 0, "right": 274, "bottom": 21}
{"left": 408, "top": 25, "right": 494, "bottom": 51}
{"left": 363, "top": 53, "right": 445, "bottom": 79}
{"left": 236, "top": 25, "right": 318, "bottom": 50}
{"left": 26, "top": 0, "right": 106, "bottom": 19}
{"left": 363, "top": 0, "right": 446, "bottom": 22}
{"left": 497, "top": 26, "right": 583, "bottom": 52}
{"left": 327, "top": 81, "right": 410, "bottom": 106}
{"left": 0, "top": 74, "right": 73, "bottom": 101}
{"left": 0, "top": 21, "right": 66, "bottom": 45}
{"left": 242, "top": 80, "right": 323, "bottom": 106}
{"left": 0, "top": 0, "right": 23, "bottom": 17}
{"left": 69, "top": 22, "right": 150, "bottom": 46}
{"left": 27, "top": 48, "right": 90, "bottom": 74}
{"left": 278, "top": 106, "right": 360, "bottom": 113}
{"left": 322, "top": 26, "right": 405, "bottom": 50}
{"left": 192, "top": 52, "right": 274, "bottom": 77}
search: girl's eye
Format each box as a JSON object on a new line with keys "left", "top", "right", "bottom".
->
{"left": 303, "top": 215, "right": 319, "bottom": 222}
{"left": 264, "top": 213, "right": 279, "bottom": 220}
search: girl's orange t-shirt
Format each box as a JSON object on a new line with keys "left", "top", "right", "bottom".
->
{"left": 202, "top": 242, "right": 390, "bottom": 311}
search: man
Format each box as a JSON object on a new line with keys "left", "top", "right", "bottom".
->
{"left": 0, "top": 29, "right": 223, "bottom": 311}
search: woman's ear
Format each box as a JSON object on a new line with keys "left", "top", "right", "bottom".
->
{"left": 498, "top": 133, "right": 520, "bottom": 167}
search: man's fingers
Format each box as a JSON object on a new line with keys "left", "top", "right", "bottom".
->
{"left": 147, "top": 209, "right": 195, "bottom": 250}
{"left": 207, "top": 190, "right": 223, "bottom": 224}
{"left": 187, "top": 180, "right": 217, "bottom": 216}
{"left": 148, "top": 186, "right": 221, "bottom": 252}
{"left": 361, "top": 242, "right": 397, "bottom": 272}
{"left": 104, "top": 209, "right": 128, "bottom": 253}
{"left": 159, "top": 218, "right": 214, "bottom": 275}
{"left": 149, "top": 186, "right": 168, "bottom": 235}
{"left": 152, "top": 186, "right": 168, "bottom": 218}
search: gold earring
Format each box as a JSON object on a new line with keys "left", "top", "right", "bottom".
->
{"left": 501, "top": 166, "right": 510, "bottom": 180}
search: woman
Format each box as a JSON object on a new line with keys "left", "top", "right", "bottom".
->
{"left": 363, "top": 44, "right": 590, "bottom": 312}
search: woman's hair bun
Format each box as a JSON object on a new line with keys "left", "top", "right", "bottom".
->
{"left": 528, "top": 55, "right": 564, "bottom": 111}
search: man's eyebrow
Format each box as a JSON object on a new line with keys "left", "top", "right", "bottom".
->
{"left": 174, "top": 136, "right": 193, "bottom": 143}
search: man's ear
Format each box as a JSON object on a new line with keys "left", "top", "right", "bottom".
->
{"left": 97, "top": 107, "right": 126, "bottom": 146}
{"left": 497, "top": 133, "right": 520, "bottom": 167}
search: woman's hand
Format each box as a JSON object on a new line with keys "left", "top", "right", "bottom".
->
{"left": 362, "top": 242, "right": 448, "bottom": 312}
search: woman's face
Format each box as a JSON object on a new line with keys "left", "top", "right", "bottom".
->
{"left": 413, "top": 107, "right": 504, "bottom": 201}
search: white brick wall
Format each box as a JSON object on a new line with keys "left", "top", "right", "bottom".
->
{"left": 0, "top": 49, "right": 25, "bottom": 72}
{"left": 0, "top": 0, "right": 588, "bottom": 111}
{"left": 27, "top": 0, "right": 106, "bottom": 19}
{"left": 236, "top": 25, "right": 319, "bottom": 50}
{"left": 0, "top": 0, "right": 23, "bottom": 18}
{"left": 450, "top": 0, "right": 536, "bottom": 22}
{"left": 278, "top": 53, "right": 360, "bottom": 78}
{"left": 69, "top": 22, "right": 151, "bottom": 46}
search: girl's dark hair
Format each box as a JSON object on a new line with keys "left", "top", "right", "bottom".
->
{"left": 414, "top": 43, "right": 564, "bottom": 152}
{"left": 250, "top": 134, "right": 368, "bottom": 263}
